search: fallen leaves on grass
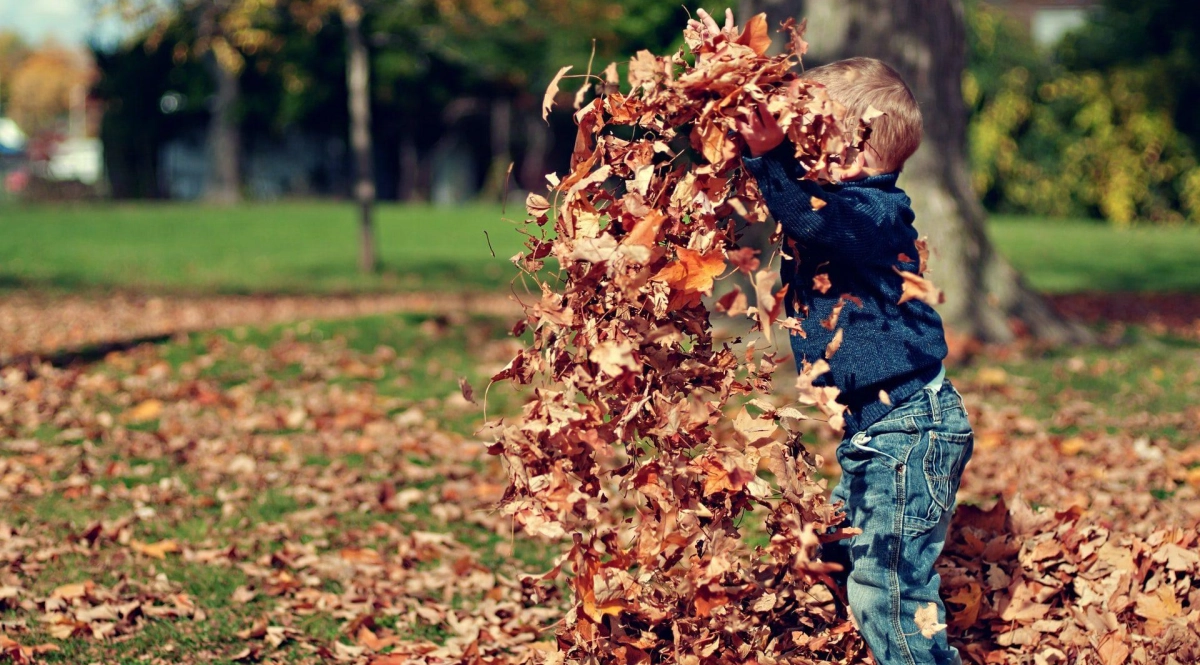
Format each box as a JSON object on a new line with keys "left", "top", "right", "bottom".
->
{"left": 0, "top": 320, "right": 560, "bottom": 663}
{"left": 940, "top": 496, "right": 1200, "bottom": 664}
{"left": 0, "top": 305, "right": 1198, "bottom": 662}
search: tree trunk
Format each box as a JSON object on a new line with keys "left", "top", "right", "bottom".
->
{"left": 480, "top": 96, "right": 513, "bottom": 202}
{"left": 399, "top": 130, "right": 420, "bottom": 201}
{"left": 204, "top": 51, "right": 241, "bottom": 205}
{"left": 344, "top": 0, "right": 377, "bottom": 273}
{"left": 752, "top": 0, "right": 1090, "bottom": 344}
{"left": 519, "top": 109, "right": 551, "bottom": 193}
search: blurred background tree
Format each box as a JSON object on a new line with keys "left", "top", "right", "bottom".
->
{"left": 967, "top": 0, "right": 1200, "bottom": 225}
{"left": 5, "top": 0, "right": 1192, "bottom": 293}
{"left": 5, "top": 42, "right": 93, "bottom": 136}
{"left": 22, "top": 0, "right": 1193, "bottom": 230}
{"left": 0, "top": 31, "right": 33, "bottom": 114}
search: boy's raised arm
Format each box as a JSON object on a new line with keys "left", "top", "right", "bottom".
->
{"left": 742, "top": 147, "right": 889, "bottom": 262}
{"left": 736, "top": 101, "right": 888, "bottom": 261}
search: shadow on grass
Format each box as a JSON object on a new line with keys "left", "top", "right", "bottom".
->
{"left": 3, "top": 333, "right": 174, "bottom": 372}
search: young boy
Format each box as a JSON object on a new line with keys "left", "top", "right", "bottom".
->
{"left": 738, "top": 56, "right": 975, "bottom": 665}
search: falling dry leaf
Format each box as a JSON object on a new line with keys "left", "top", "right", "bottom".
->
{"left": 914, "top": 602, "right": 947, "bottom": 639}
{"left": 895, "top": 269, "right": 944, "bottom": 306}
{"left": 458, "top": 377, "right": 476, "bottom": 404}
{"left": 542, "top": 65, "right": 573, "bottom": 121}
{"left": 653, "top": 248, "right": 727, "bottom": 296}
{"left": 824, "top": 328, "right": 844, "bottom": 358}
{"left": 589, "top": 340, "right": 639, "bottom": 377}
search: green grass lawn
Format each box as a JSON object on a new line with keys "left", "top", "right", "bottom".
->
{"left": 988, "top": 215, "right": 1200, "bottom": 293}
{"left": 2, "top": 202, "right": 1198, "bottom": 295}
{"left": 0, "top": 202, "right": 530, "bottom": 294}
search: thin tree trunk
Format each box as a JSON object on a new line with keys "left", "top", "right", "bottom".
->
{"left": 752, "top": 0, "right": 1089, "bottom": 344}
{"left": 204, "top": 51, "right": 241, "bottom": 204}
{"left": 480, "top": 96, "right": 513, "bottom": 201}
{"left": 519, "top": 110, "right": 550, "bottom": 193}
{"left": 344, "top": 0, "right": 376, "bottom": 273}
{"left": 399, "top": 130, "right": 420, "bottom": 201}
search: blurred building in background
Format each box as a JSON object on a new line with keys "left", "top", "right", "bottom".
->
{"left": 984, "top": 0, "right": 1097, "bottom": 47}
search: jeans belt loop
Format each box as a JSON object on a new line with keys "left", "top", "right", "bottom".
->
{"left": 929, "top": 384, "right": 942, "bottom": 424}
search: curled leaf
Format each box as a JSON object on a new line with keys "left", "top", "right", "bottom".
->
{"left": 542, "top": 65, "right": 573, "bottom": 122}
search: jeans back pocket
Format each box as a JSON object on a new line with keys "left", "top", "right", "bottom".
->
{"left": 922, "top": 429, "right": 973, "bottom": 521}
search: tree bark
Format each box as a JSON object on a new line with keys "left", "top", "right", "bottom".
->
{"left": 752, "top": 0, "right": 1089, "bottom": 344}
{"left": 203, "top": 47, "right": 241, "bottom": 204}
{"left": 344, "top": 0, "right": 377, "bottom": 273}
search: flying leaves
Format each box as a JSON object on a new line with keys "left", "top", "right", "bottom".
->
{"left": 491, "top": 13, "right": 874, "bottom": 664}
{"left": 896, "top": 268, "right": 945, "bottom": 306}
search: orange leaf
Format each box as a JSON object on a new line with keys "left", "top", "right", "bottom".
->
{"left": 356, "top": 627, "right": 399, "bottom": 651}
{"left": 944, "top": 582, "right": 982, "bottom": 631}
{"left": 735, "top": 13, "right": 772, "bottom": 55}
{"left": 125, "top": 399, "right": 163, "bottom": 423}
{"left": 130, "top": 539, "right": 180, "bottom": 559}
{"left": 812, "top": 273, "right": 831, "bottom": 293}
{"left": 624, "top": 210, "right": 665, "bottom": 247}
{"left": 340, "top": 548, "right": 382, "bottom": 565}
{"left": 653, "top": 248, "right": 726, "bottom": 296}
{"left": 895, "top": 269, "right": 944, "bottom": 306}
{"left": 694, "top": 587, "right": 729, "bottom": 617}
{"left": 692, "top": 119, "right": 738, "bottom": 165}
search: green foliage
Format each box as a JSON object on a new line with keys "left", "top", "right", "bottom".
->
{"left": 966, "top": 1, "right": 1200, "bottom": 224}
{"left": 1057, "top": 0, "right": 1200, "bottom": 142}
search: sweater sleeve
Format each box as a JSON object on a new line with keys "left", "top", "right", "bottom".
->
{"left": 742, "top": 146, "right": 890, "bottom": 262}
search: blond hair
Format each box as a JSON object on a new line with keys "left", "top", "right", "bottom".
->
{"left": 801, "top": 57, "right": 922, "bottom": 172}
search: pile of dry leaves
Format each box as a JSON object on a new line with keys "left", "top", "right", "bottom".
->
{"left": 940, "top": 497, "right": 1200, "bottom": 664}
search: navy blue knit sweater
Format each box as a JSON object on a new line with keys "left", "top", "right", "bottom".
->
{"left": 742, "top": 145, "right": 948, "bottom": 436}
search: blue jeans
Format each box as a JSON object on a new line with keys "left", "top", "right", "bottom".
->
{"left": 824, "top": 379, "right": 973, "bottom": 665}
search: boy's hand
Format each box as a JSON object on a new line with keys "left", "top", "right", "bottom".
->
{"left": 687, "top": 8, "right": 739, "bottom": 50}
{"left": 736, "top": 101, "right": 785, "bottom": 157}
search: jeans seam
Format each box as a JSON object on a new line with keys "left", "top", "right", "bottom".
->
{"left": 891, "top": 461, "right": 917, "bottom": 665}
